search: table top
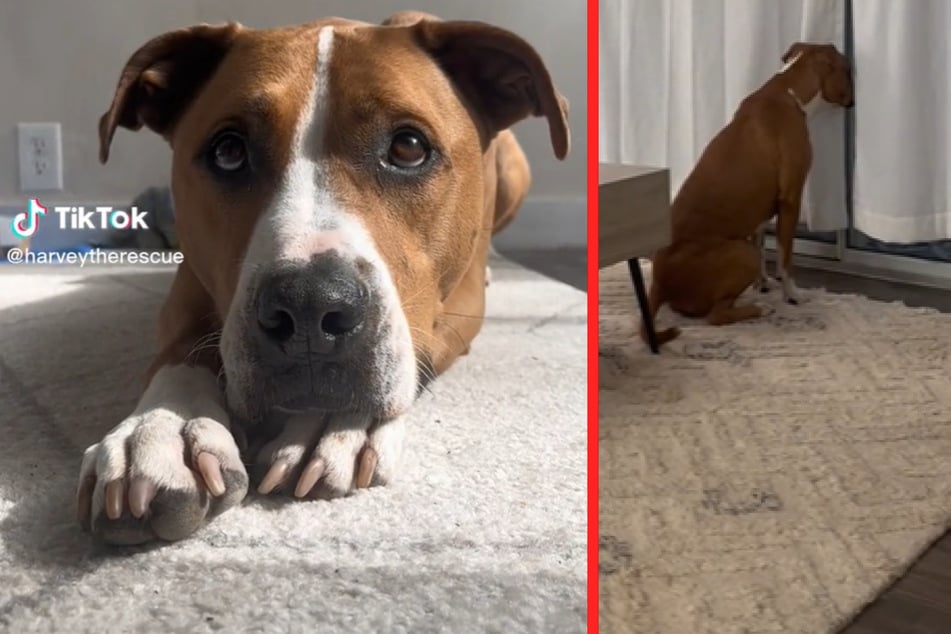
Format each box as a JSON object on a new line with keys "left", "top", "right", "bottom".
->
{"left": 598, "top": 163, "right": 670, "bottom": 266}
{"left": 599, "top": 163, "right": 666, "bottom": 186}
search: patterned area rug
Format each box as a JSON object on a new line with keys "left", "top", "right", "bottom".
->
{"left": 599, "top": 261, "right": 951, "bottom": 634}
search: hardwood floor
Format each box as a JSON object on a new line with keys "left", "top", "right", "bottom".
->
{"left": 843, "top": 532, "right": 951, "bottom": 633}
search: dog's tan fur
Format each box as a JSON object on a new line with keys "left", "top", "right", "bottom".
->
{"left": 98, "top": 15, "right": 568, "bottom": 383}
{"left": 642, "top": 43, "right": 853, "bottom": 347}
{"left": 79, "top": 12, "right": 569, "bottom": 544}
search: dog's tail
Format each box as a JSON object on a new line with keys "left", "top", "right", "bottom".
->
{"left": 640, "top": 274, "right": 681, "bottom": 348}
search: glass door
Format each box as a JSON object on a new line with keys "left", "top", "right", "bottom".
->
{"left": 780, "top": 0, "right": 951, "bottom": 285}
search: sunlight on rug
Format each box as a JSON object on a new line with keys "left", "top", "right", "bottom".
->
{"left": 599, "top": 261, "right": 951, "bottom": 634}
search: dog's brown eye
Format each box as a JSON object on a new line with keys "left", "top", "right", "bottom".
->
{"left": 387, "top": 129, "right": 430, "bottom": 169}
{"left": 210, "top": 132, "right": 248, "bottom": 172}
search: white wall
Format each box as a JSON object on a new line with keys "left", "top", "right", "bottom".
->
{"left": 0, "top": 0, "right": 586, "bottom": 248}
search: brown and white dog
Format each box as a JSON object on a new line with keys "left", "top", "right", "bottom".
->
{"left": 642, "top": 42, "right": 852, "bottom": 347}
{"left": 78, "top": 12, "right": 570, "bottom": 544}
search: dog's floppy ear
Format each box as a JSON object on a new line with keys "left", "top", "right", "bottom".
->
{"left": 785, "top": 42, "right": 843, "bottom": 74}
{"left": 382, "top": 11, "right": 443, "bottom": 27}
{"left": 410, "top": 20, "right": 570, "bottom": 160}
{"left": 781, "top": 42, "right": 811, "bottom": 64}
{"left": 814, "top": 43, "right": 843, "bottom": 68}
{"left": 98, "top": 23, "right": 241, "bottom": 163}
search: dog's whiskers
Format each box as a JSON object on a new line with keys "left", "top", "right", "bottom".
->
{"left": 185, "top": 329, "right": 223, "bottom": 365}
{"left": 432, "top": 318, "right": 469, "bottom": 354}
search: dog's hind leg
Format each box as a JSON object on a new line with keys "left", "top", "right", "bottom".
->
{"left": 703, "top": 239, "right": 769, "bottom": 326}
{"left": 482, "top": 131, "right": 531, "bottom": 288}
{"left": 639, "top": 276, "right": 682, "bottom": 348}
{"left": 640, "top": 247, "right": 683, "bottom": 349}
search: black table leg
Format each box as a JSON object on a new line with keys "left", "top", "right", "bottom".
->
{"left": 627, "top": 258, "right": 659, "bottom": 354}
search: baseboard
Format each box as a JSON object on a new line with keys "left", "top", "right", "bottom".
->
{"left": 491, "top": 195, "right": 587, "bottom": 251}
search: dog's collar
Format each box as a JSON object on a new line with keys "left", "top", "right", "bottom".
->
{"left": 787, "top": 88, "right": 807, "bottom": 113}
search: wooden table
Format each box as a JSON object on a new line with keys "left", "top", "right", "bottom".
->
{"left": 599, "top": 164, "right": 671, "bottom": 353}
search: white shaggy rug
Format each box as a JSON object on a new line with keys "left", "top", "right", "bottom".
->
{"left": 0, "top": 256, "right": 586, "bottom": 632}
{"left": 599, "top": 261, "right": 951, "bottom": 634}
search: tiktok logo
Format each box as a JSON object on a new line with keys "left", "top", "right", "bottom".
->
{"left": 11, "top": 198, "right": 48, "bottom": 239}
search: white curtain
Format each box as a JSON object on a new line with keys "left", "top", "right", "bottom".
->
{"left": 599, "top": 0, "right": 848, "bottom": 231}
{"left": 852, "top": 1, "right": 951, "bottom": 243}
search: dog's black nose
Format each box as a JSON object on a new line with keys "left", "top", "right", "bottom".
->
{"left": 254, "top": 255, "right": 370, "bottom": 357}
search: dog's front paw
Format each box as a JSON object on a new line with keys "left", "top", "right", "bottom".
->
{"left": 782, "top": 278, "right": 804, "bottom": 305}
{"left": 755, "top": 275, "right": 776, "bottom": 293}
{"left": 77, "top": 413, "right": 248, "bottom": 545}
{"left": 254, "top": 414, "right": 406, "bottom": 500}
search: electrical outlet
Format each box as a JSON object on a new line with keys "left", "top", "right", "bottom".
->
{"left": 18, "top": 122, "right": 63, "bottom": 191}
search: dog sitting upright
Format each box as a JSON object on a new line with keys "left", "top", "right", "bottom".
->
{"left": 79, "top": 12, "right": 569, "bottom": 544}
{"left": 642, "top": 43, "right": 852, "bottom": 348}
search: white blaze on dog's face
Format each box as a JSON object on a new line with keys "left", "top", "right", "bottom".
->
{"left": 217, "top": 24, "right": 423, "bottom": 423}
{"left": 97, "top": 17, "right": 569, "bottom": 425}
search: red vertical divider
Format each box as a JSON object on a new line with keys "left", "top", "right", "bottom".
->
{"left": 586, "top": 0, "right": 600, "bottom": 630}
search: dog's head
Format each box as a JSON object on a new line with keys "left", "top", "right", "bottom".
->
{"left": 99, "top": 16, "right": 569, "bottom": 424}
{"left": 781, "top": 42, "right": 854, "bottom": 108}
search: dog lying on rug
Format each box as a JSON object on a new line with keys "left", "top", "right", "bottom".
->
{"left": 642, "top": 43, "right": 853, "bottom": 348}
{"left": 78, "top": 11, "right": 570, "bottom": 544}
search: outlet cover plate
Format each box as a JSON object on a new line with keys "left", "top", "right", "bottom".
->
{"left": 18, "top": 122, "right": 63, "bottom": 191}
